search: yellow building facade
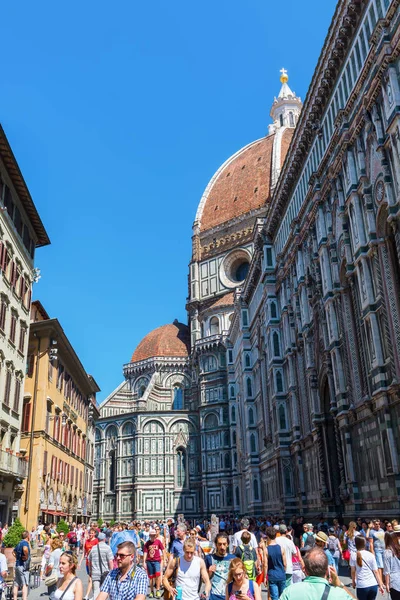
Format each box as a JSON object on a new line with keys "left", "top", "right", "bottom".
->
{"left": 20, "top": 301, "right": 99, "bottom": 530}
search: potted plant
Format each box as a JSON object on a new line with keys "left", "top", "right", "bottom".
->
{"left": 2, "top": 517, "right": 24, "bottom": 566}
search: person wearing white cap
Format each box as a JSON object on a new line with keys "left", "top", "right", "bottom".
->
{"left": 143, "top": 528, "right": 165, "bottom": 598}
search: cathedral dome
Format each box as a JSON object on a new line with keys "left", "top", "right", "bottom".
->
{"left": 130, "top": 320, "right": 190, "bottom": 363}
{"left": 195, "top": 129, "right": 294, "bottom": 233}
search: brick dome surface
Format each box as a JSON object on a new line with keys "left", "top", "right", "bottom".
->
{"left": 198, "top": 129, "right": 294, "bottom": 232}
{"left": 131, "top": 321, "right": 190, "bottom": 363}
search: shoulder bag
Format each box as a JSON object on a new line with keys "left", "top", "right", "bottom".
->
{"left": 58, "top": 577, "right": 77, "bottom": 600}
{"left": 164, "top": 557, "right": 180, "bottom": 600}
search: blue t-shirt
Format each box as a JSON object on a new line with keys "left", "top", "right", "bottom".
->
{"left": 267, "top": 544, "right": 286, "bottom": 583}
{"left": 206, "top": 553, "right": 235, "bottom": 600}
{"left": 15, "top": 540, "right": 30, "bottom": 567}
{"left": 370, "top": 529, "right": 385, "bottom": 553}
{"left": 324, "top": 549, "right": 335, "bottom": 566}
{"left": 170, "top": 538, "right": 184, "bottom": 558}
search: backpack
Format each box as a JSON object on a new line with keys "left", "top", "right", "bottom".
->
{"left": 69, "top": 532, "right": 77, "bottom": 545}
{"left": 305, "top": 533, "right": 315, "bottom": 548}
{"left": 327, "top": 537, "right": 336, "bottom": 554}
{"left": 240, "top": 544, "right": 256, "bottom": 580}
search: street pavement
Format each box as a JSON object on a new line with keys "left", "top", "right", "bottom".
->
{"left": 26, "top": 558, "right": 390, "bottom": 600}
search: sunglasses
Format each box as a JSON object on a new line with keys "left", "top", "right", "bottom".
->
{"left": 115, "top": 553, "right": 132, "bottom": 559}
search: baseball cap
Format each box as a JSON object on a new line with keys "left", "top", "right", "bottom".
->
{"left": 98, "top": 532, "right": 106, "bottom": 541}
{"left": 279, "top": 524, "right": 287, "bottom": 534}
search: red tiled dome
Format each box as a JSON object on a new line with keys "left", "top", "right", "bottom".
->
{"left": 197, "top": 129, "right": 294, "bottom": 232}
{"left": 131, "top": 321, "right": 190, "bottom": 363}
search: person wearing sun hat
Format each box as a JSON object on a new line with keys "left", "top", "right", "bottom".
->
{"left": 143, "top": 528, "right": 165, "bottom": 598}
{"left": 315, "top": 531, "right": 336, "bottom": 568}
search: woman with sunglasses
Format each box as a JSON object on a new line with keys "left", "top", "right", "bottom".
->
{"left": 53, "top": 552, "right": 83, "bottom": 600}
{"left": 226, "top": 558, "right": 262, "bottom": 600}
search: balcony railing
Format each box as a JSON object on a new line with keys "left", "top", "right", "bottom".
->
{"left": 0, "top": 449, "right": 27, "bottom": 478}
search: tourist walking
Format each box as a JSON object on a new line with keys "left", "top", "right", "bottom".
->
{"left": 276, "top": 524, "right": 297, "bottom": 587}
{"left": 79, "top": 528, "right": 98, "bottom": 600}
{"left": 53, "top": 552, "right": 83, "bottom": 600}
{"left": 97, "top": 541, "right": 148, "bottom": 600}
{"left": 170, "top": 524, "right": 187, "bottom": 558}
{"left": 143, "top": 528, "right": 165, "bottom": 598}
{"left": 225, "top": 558, "right": 262, "bottom": 600}
{"left": 265, "top": 526, "right": 286, "bottom": 599}
{"left": 232, "top": 519, "right": 258, "bottom": 552}
{"left": 345, "top": 522, "right": 360, "bottom": 581}
{"left": 384, "top": 529, "right": 400, "bottom": 599}
{"left": 45, "top": 537, "right": 63, "bottom": 600}
{"left": 369, "top": 520, "right": 385, "bottom": 580}
{"left": 13, "top": 530, "right": 31, "bottom": 600}
{"left": 206, "top": 532, "right": 235, "bottom": 600}
{"left": 352, "top": 536, "right": 384, "bottom": 599}
{"left": 279, "top": 547, "right": 356, "bottom": 599}
{"left": 88, "top": 532, "right": 114, "bottom": 600}
{"left": 163, "top": 538, "right": 211, "bottom": 600}
{"left": 327, "top": 528, "right": 342, "bottom": 572}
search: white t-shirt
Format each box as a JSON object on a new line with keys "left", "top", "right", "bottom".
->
{"left": 276, "top": 536, "right": 297, "bottom": 574}
{"left": 232, "top": 529, "right": 258, "bottom": 550}
{"left": 0, "top": 552, "right": 7, "bottom": 575}
{"left": 355, "top": 550, "right": 378, "bottom": 588}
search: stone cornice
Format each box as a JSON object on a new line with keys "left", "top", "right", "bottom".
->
{"left": 266, "top": 0, "right": 368, "bottom": 240}
{"left": 123, "top": 355, "right": 190, "bottom": 377}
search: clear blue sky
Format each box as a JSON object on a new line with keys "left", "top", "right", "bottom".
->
{"left": 1, "top": 0, "right": 336, "bottom": 402}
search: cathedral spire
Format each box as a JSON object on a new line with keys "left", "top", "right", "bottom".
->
{"left": 269, "top": 68, "right": 302, "bottom": 134}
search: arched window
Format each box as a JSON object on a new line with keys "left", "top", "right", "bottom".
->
{"left": 224, "top": 453, "right": 231, "bottom": 469}
{"left": 204, "top": 413, "right": 219, "bottom": 430}
{"left": 279, "top": 405, "right": 286, "bottom": 430}
{"left": 245, "top": 354, "right": 251, "bottom": 368}
{"left": 273, "top": 332, "right": 281, "bottom": 357}
{"left": 173, "top": 385, "right": 183, "bottom": 410}
{"left": 253, "top": 478, "right": 259, "bottom": 500}
{"left": 248, "top": 407, "right": 254, "bottom": 426}
{"left": 209, "top": 317, "right": 219, "bottom": 335}
{"left": 234, "top": 452, "right": 238, "bottom": 467}
{"left": 230, "top": 385, "right": 235, "bottom": 398}
{"left": 246, "top": 377, "right": 253, "bottom": 397}
{"left": 122, "top": 422, "right": 134, "bottom": 436}
{"left": 235, "top": 486, "right": 240, "bottom": 505}
{"left": 276, "top": 371, "right": 283, "bottom": 393}
{"left": 289, "top": 112, "right": 295, "bottom": 127}
{"left": 270, "top": 302, "right": 277, "bottom": 319}
{"left": 176, "top": 448, "right": 187, "bottom": 488}
{"left": 231, "top": 405, "right": 236, "bottom": 422}
{"left": 138, "top": 385, "right": 146, "bottom": 398}
{"left": 95, "top": 429, "right": 101, "bottom": 442}
{"left": 280, "top": 114, "right": 284, "bottom": 127}
{"left": 224, "top": 431, "right": 230, "bottom": 446}
{"left": 233, "top": 431, "right": 236, "bottom": 445}
{"left": 250, "top": 433, "right": 256, "bottom": 453}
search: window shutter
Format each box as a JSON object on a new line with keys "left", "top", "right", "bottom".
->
{"left": 70, "top": 465, "right": 74, "bottom": 485}
{"left": 22, "top": 402, "right": 31, "bottom": 432}
{"left": 75, "top": 467, "right": 78, "bottom": 489}
{"left": 79, "top": 471, "right": 83, "bottom": 490}
{"left": 43, "top": 450, "right": 48, "bottom": 476}
{"left": 4, "top": 371, "right": 11, "bottom": 406}
{"left": 13, "top": 379, "right": 21, "bottom": 412}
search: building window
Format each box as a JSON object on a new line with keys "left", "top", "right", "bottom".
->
{"left": 280, "top": 114, "right": 284, "bottom": 127}
{"left": 109, "top": 450, "right": 116, "bottom": 492}
{"left": 9, "top": 312, "right": 17, "bottom": 345}
{"left": 22, "top": 401, "right": 31, "bottom": 432}
{"left": 176, "top": 448, "right": 187, "bottom": 487}
{"left": 289, "top": 112, "right": 295, "bottom": 127}
{"left": 246, "top": 377, "right": 253, "bottom": 398}
{"left": 250, "top": 433, "right": 256, "bottom": 453}
{"left": 273, "top": 332, "right": 281, "bottom": 357}
{"left": 209, "top": 317, "right": 219, "bottom": 335}
{"left": 18, "top": 327, "right": 26, "bottom": 354}
{"left": 253, "top": 478, "right": 259, "bottom": 500}
{"left": 249, "top": 407, "right": 254, "bottom": 426}
{"left": 245, "top": 353, "right": 251, "bottom": 368}
{"left": 0, "top": 299, "right": 6, "bottom": 332}
{"left": 230, "top": 385, "right": 235, "bottom": 398}
{"left": 276, "top": 371, "right": 284, "bottom": 393}
{"left": 202, "top": 355, "right": 217, "bottom": 372}
{"left": 231, "top": 405, "right": 236, "bottom": 422}
{"left": 270, "top": 302, "right": 277, "bottom": 319}
{"left": 173, "top": 385, "right": 183, "bottom": 410}
{"left": 242, "top": 310, "right": 249, "bottom": 328}
{"left": 13, "top": 376, "right": 21, "bottom": 413}
{"left": 228, "top": 349, "right": 233, "bottom": 364}
{"left": 4, "top": 370, "right": 12, "bottom": 406}
{"left": 279, "top": 405, "right": 287, "bottom": 430}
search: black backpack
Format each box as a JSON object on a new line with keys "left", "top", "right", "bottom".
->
{"left": 305, "top": 533, "right": 315, "bottom": 547}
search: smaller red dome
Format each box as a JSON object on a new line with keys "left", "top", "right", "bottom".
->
{"left": 131, "top": 321, "right": 190, "bottom": 363}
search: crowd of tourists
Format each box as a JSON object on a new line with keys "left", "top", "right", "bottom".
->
{"left": 2, "top": 515, "right": 400, "bottom": 600}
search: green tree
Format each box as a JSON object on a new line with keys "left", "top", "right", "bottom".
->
{"left": 97, "top": 518, "right": 104, "bottom": 527}
{"left": 3, "top": 518, "right": 25, "bottom": 548}
{"left": 56, "top": 519, "right": 70, "bottom": 535}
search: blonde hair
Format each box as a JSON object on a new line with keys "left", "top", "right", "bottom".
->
{"left": 51, "top": 537, "right": 63, "bottom": 551}
{"left": 347, "top": 522, "right": 357, "bottom": 540}
{"left": 60, "top": 552, "right": 78, "bottom": 575}
{"left": 227, "top": 558, "right": 248, "bottom": 584}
